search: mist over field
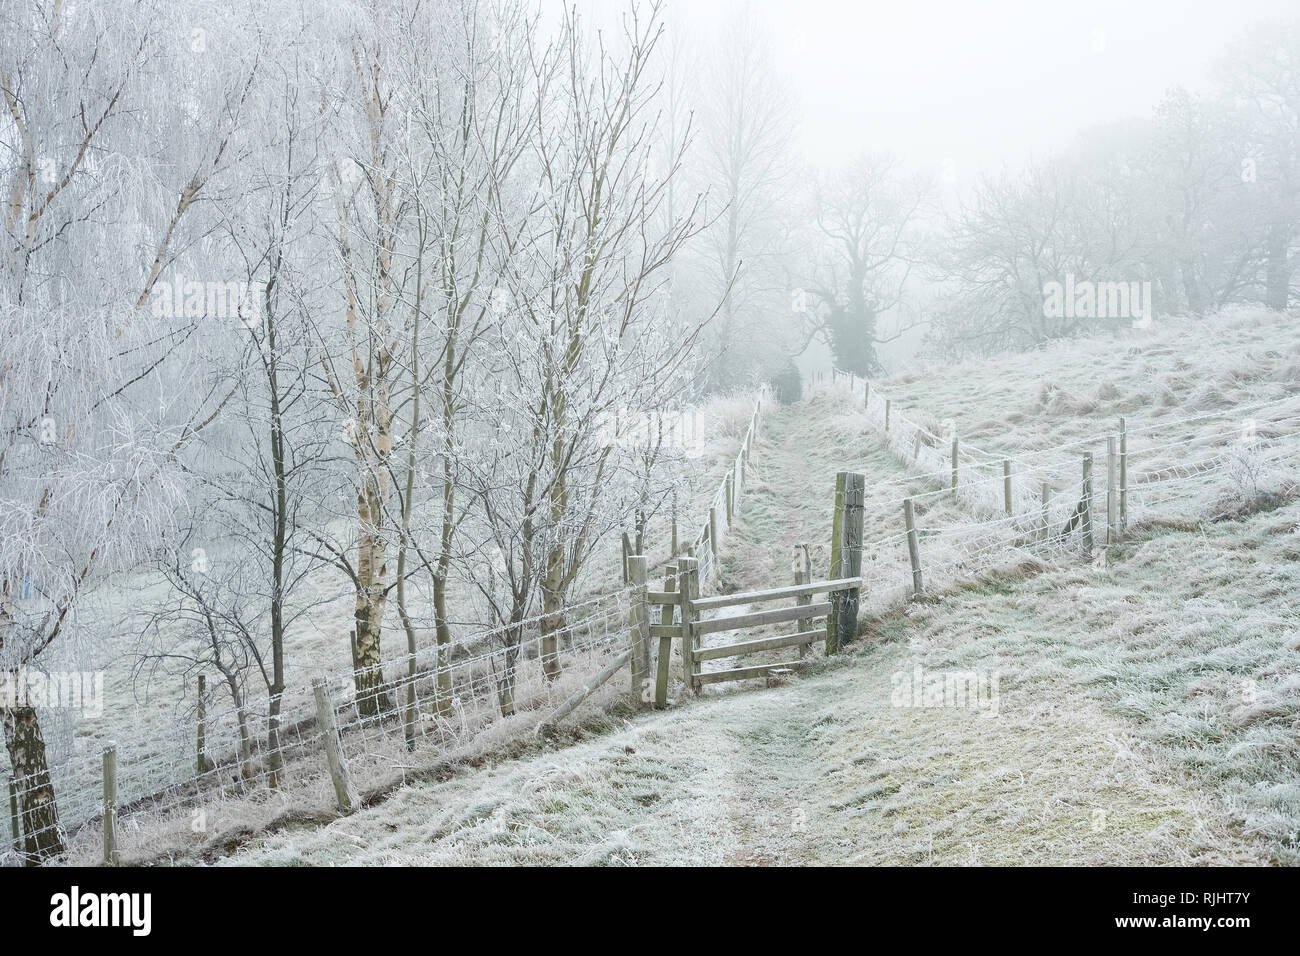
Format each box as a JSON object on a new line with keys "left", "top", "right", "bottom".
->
{"left": 1, "top": 0, "right": 1298, "bottom": 887}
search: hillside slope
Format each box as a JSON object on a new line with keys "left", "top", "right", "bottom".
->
{"left": 221, "top": 312, "right": 1300, "bottom": 864}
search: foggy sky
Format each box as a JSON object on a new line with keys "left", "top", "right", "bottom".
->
{"left": 575, "top": 0, "right": 1299, "bottom": 178}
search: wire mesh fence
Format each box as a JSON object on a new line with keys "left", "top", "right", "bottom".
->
{"left": 5, "top": 588, "right": 635, "bottom": 866}
{"left": 827, "top": 368, "right": 1300, "bottom": 609}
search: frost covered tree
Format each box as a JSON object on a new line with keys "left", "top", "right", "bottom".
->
{"left": 695, "top": 6, "right": 796, "bottom": 389}
{"left": 314, "top": 9, "right": 414, "bottom": 717}
{"left": 1216, "top": 21, "right": 1300, "bottom": 311}
{"left": 800, "top": 154, "right": 928, "bottom": 375}
{"left": 483, "top": 0, "right": 704, "bottom": 684}
{"left": 135, "top": 15, "right": 343, "bottom": 785}
{"left": 0, "top": 0, "right": 260, "bottom": 858}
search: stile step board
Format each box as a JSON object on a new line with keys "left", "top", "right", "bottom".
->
{"left": 649, "top": 624, "right": 682, "bottom": 639}
{"left": 693, "top": 629, "right": 821, "bottom": 662}
{"left": 692, "top": 577, "right": 860, "bottom": 612}
{"left": 694, "top": 601, "right": 831, "bottom": 636}
{"left": 696, "top": 661, "right": 806, "bottom": 686}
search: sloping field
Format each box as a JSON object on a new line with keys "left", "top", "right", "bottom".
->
{"left": 221, "top": 438, "right": 1296, "bottom": 866}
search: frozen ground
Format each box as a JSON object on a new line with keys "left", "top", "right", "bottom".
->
{"left": 221, "top": 503, "right": 1290, "bottom": 865}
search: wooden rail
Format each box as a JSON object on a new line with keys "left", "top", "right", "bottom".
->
{"left": 697, "top": 661, "right": 805, "bottom": 685}
{"left": 689, "top": 576, "right": 861, "bottom": 612}
{"left": 693, "top": 601, "right": 831, "bottom": 636}
{"left": 693, "top": 629, "right": 822, "bottom": 662}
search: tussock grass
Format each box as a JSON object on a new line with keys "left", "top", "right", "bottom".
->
{"left": 879, "top": 308, "right": 1300, "bottom": 454}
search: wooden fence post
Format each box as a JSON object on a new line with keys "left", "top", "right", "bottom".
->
{"left": 1081, "top": 453, "right": 1094, "bottom": 559}
{"left": 670, "top": 493, "right": 678, "bottom": 556}
{"left": 725, "top": 473, "right": 734, "bottom": 526}
{"left": 904, "top": 498, "right": 923, "bottom": 597}
{"left": 655, "top": 565, "right": 677, "bottom": 708}
{"left": 912, "top": 431, "right": 922, "bottom": 460}
{"left": 1003, "top": 459, "right": 1013, "bottom": 516}
{"left": 1041, "top": 481, "right": 1051, "bottom": 539}
{"left": 865, "top": 380, "right": 872, "bottom": 410}
{"left": 196, "top": 673, "right": 207, "bottom": 775}
{"left": 884, "top": 398, "right": 892, "bottom": 432}
{"left": 951, "top": 433, "right": 959, "bottom": 494}
{"left": 628, "top": 556, "right": 650, "bottom": 704}
{"left": 312, "top": 677, "right": 358, "bottom": 813}
{"left": 102, "top": 744, "right": 118, "bottom": 866}
{"left": 793, "top": 543, "right": 812, "bottom": 658}
{"left": 1107, "top": 436, "right": 1118, "bottom": 547}
{"left": 677, "top": 557, "right": 699, "bottom": 693}
{"left": 1119, "top": 416, "right": 1128, "bottom": 538}
{"left": 8, "top": 780, "right": 19, "bottom": 855}
{"left": 708, "top": 503, "right": 720, "bottom": 562}
{"left": 620, "top": 532, "right": 632, "bottom": 584}
{"left": 826, "top": 472, "right": 866, "bottom": 654}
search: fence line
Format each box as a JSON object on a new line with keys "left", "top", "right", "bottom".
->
{"left": 6, "top": 393, "right": 767, "bottom": 866}
{"left": 819, "top": 366, "right": 1300, "bottom": 609}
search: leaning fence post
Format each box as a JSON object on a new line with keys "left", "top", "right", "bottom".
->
{"left": 312, "top": 677, "right": 358, "bottom": 813}
{"left": 1119, "top": 416, "right": 1128, "bottom": 538}
{"left": 1081, "top": 453, "right": 1094, "bottom": 559}
{"left": 628, "top": 556, "right": 650, "bottom": 704}
{"left": 102, "top": 744, "right": 119, "bottom": 866}
{"left": 677, "top": 557, "right": 699, "bottom": 693}
{"left": 1107, "top": 436, "right": 1118, "bottom": 547}
{"left": 1003, "top": 459, "right": 1013, "bottom": 516}
{"left": 827, "top": 472, "right": 866, "bottom": 654}
{"left": 904, "top": 498, "right": 923, "bottom": 597}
